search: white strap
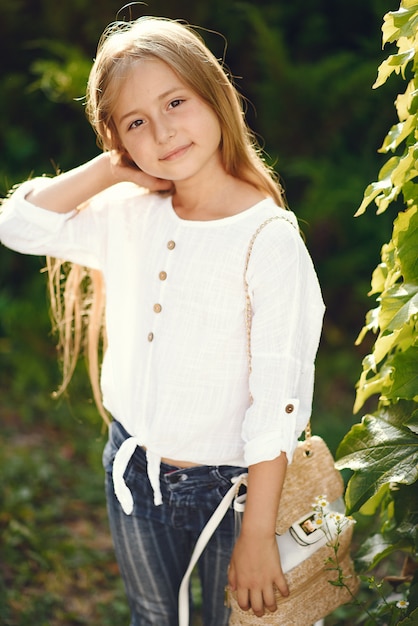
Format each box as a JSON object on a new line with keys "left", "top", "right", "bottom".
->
{"left": 178, "top": 473, "right": 248, "bottom": 626}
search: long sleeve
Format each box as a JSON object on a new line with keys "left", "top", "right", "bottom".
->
{"left": 242, "top": 218, "right": 325, "bottom": 466}
{"left": 0, "top": 178, "right": 112, "bottom": 269}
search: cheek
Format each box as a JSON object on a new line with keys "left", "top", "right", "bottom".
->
{"left": 123, "top": 137, "right": 149, "bottom": 163}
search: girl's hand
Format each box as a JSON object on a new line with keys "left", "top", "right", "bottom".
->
{"left": 228, "top": 531, "right": 288, "bottom": 617}
{"left": 110, "top": 150, "right": 173, "bottom": 193}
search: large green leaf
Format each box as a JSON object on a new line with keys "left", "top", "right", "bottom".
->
{"left": 336, "top": 415, "right": 418, "bottom": 513}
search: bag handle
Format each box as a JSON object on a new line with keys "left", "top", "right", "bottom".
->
{"left": 243, "top": 215, "right": 311, "bottom": 442}
{"left": 178, "top": 214, "right": 306, "bottom": 625}
{"left": 178, "top": 474, "right": 248, "bottom": 626}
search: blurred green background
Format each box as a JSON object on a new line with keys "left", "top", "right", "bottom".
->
{"left": 0, "top": 0, "right": 401, "bottom": 623}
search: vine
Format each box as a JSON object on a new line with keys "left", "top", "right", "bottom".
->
{"left": 336, "top": 1, "right": 418, "bottom": 622}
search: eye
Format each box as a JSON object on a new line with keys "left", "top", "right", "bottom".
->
{"left": 128, "top": 119, "right": 144, "bottom": 130}
{"left": 169, "top": 99, "right": 184, "bottom": 109}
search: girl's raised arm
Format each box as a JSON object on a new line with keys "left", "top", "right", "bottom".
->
{"left": 26, "top": 152, "right": 172, "bottom": 213}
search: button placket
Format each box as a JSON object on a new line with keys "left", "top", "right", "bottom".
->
{"left": 147, "top": 238, "right": 177, "bottom": 342}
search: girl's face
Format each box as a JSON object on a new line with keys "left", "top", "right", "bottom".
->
{"left": 114, "top": 58, "right": 223, "bottom": 185}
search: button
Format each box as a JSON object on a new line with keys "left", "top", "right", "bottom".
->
{"left": 285, "top": 404, "right": 294, "bottom": 414}
{"left": 167, "top": 240, "right": 176, "bottom": 250}
{"left": 147, "top": 332, "right": 154, "bottom": 342}
{"left": 159, "top": 271, "right": 167, "bottom": 280}
{"left": 153, "top": 303, "right": 162, "bottom": 313}
{"left": 168, "top": 473, "right": 188, "bottom": 484}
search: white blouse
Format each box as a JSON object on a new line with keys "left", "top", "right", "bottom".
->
{"left": 0, "top": 179, "right": 325, "bottom": 511}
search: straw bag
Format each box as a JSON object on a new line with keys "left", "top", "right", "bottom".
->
{"left": 225, "top": 216, "right": 359, "bottom": 625}
{"left": 226, "top": 437, "right": 359, "bottom": 625}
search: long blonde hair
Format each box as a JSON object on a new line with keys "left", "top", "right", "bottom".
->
{"left": 50, "top": 16, "right": 285, "bottom": 421}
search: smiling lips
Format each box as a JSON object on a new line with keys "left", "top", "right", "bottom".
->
{"left": 160, "top": 143, "right": 192, "bottom": 161}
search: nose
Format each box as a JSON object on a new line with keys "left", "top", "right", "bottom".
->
{"left": 154, "top": 117, "right": 175, "bottom": 144}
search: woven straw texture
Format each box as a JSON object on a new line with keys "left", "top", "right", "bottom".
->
{"left": 228, "top": 523, "right": 359, "bottom": 626}
{"left": 276, "top": 436, "right": 344, "bottom": 534}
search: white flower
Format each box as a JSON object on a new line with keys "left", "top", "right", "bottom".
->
{"left": 396, "top": 600, "right": 409, "bottom": 609}
{"left": 313, "top": 495, "right": 329, "bottom": 508}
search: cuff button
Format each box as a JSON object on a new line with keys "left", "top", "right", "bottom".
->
{"left": 285, "top": 404, "right": 294, "bottom": 414}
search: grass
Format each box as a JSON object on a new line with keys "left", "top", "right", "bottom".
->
{"left": 0, "top": 401, "right": 132, "bottom": 626}
{"left": 0, "top": 391, "right": 211, "bottom": 625}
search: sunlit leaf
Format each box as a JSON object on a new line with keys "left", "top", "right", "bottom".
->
{"left": 355, "top": 178, "right": 393, "bottom": 216}
{"left": 380, "top": 116, "right": 416, "bottom": 153}
{"left": 395, "top": 205, "right": 418, "bottom": 283}
{"left": 379, "top": 283, "right": 418, "bottom": 332}
{"left": 391, "top": 147, "right": 417, "bottom": 188}
{"left": 373, "top": 49, "right": 415, "bottom": 88}
{"left": 395, "top": 82, "right": 417, "bottom": 120}
{"left": 400, "top": 0, "right": 418, "bottom": 12}
{"left": 354, "top": 365, "right": 393, "bottom": 414}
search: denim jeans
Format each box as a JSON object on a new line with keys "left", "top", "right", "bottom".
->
{"left": 103, "top": 420, "right": 245, "bottom": 626}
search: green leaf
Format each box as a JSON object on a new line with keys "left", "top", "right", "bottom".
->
{"left": 399, "top": 606, "right": 418, "bottom": 625}
{"left": 406, "top": 406, "right": 418, "bottom": 432}
{"left": 355, "top": 178, "right": 393, "bottom": 216}
{"left": 391, "top": 4, "right": 418, "bottom": 36}
{"left": 380, "top": 116, "right": 416, "bottom": 153}
{"left": 379, "top": 401, "right": 418, "bottom": 429}
{"left": 373, "top": 49, "right": 415, "bottom": 89}
{"left": 394, "top": 205, "right": 418, "bottom": 283}
{"left": 402, "top": 181, "right": 418, "bottom": 205}
{"left": 379, "top": 283, "right": 418, "bottom": 333}
{"left": 356, "top": 532, "right": 411, "bottom": 571}
{"left": 354, "top": 363, "right": 393, "bottom": 413}
{"left": 384, "top": 344, "right": 418, "bottom": 400}
{"left": 355, "top": 306, "right": 380, "bottom": 345}
{"left": 359, "top": 482, "right": 390, "bottom": 515}
{"left": 395, "top": 83, "right": 416, "bottom": 120}
{"left": 391, "top": 146, "right": 418, "bottom": 189}
{"left": 336, "top": 415, "right": 418, "bottom": 513}
{"left": 392, "top": 482, "right": 418, "bottom": 531}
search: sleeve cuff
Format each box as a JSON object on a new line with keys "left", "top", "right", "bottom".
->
{"left": 243, "top": 398, "right": 304, "bottom": 465}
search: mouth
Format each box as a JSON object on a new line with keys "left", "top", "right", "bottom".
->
{"left": 160, "top": 144, "right": 192, "bottom": 161}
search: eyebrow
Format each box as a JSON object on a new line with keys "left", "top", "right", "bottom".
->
{"left": 117, "top": 87, "right": 183, "bottom": 125}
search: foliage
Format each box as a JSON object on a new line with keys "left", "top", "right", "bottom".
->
{"left": 336, "top": 0, "right": 418, "bottom": 620}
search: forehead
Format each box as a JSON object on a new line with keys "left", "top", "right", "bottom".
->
{"left": 117, "top": 58, "right": 186, "bottom": 104}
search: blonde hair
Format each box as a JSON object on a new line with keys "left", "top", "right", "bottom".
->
{"left": 50, "top": 16, "right": 285, "bottom": 421}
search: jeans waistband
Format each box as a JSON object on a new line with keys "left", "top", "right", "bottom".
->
{"left": 108, "top": 420, "right": 246, "bottom": 513}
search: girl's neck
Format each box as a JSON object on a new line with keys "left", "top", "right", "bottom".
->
{"left": 172, "top": 174, "right": 266, "bottom": 221}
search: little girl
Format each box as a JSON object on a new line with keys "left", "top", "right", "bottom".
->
{"left": 0, "top": 16, "right": 325, "bottom": 626}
